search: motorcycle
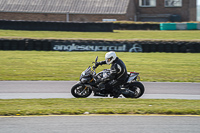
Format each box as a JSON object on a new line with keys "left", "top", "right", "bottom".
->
{"left": 71, "top": 56, "right": 145, "bottom": 98}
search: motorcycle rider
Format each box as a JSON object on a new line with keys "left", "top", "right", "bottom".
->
{"left": 94, "top": 51, "right": 134, "bottom": 98}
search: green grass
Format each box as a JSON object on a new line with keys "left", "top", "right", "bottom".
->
{"left": 1, "top": 30, "right": 199, "bottom": 116}
{"left": 0, "top": 99, "right": 199, "bottom": 116}
{"left": 1, "top": 29, "right": 200, "bottom": 40}
{"left": 0, "top": 51, "right": 199, "bottom": 82}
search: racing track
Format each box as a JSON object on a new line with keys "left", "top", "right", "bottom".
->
{"left": 0, "top": 81, "right": 200, "bottom": 133}
{"left": 0, "top": 81, "right": 200, "bottom": 99}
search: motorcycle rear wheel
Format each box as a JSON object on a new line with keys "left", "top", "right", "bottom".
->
{"left": 71, "top": 83, "right": 92, "bottom": 98}
{"left": 122, "top": 81, "right": 145, "bottom": 98}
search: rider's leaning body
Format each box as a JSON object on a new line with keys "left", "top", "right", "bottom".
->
{"left": 95, "top": 52, "right": 128, "bottom": 82}
{"left": 94, "top": 51, "right": 132, "bottom": 97}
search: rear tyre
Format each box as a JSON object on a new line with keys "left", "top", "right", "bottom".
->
{"left": 122, "top": 82, "right": 145, "bottom": 98}
{"left": 71, "top": 83, "right": 92, "bottom": 98}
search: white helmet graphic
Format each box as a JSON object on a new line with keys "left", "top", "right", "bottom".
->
{"left": 105, "top": 51, "right": 117, "bottom": 65}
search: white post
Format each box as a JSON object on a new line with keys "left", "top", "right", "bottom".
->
{"left": 134, "top": 15, "right": 137, "bottom": 21}
{"left": 66, "top": 12, "right": 69, "bottom": 22}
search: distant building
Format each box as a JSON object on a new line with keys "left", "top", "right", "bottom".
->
{"left": 135, "top": 0, "right": 197, "bottom": 22}
{"left": 0, "top": 0, "right": 197, "bottom": 22}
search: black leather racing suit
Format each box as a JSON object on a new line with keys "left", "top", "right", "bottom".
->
{"left": 97, "top": 57, "right": 128, "bottom": 94}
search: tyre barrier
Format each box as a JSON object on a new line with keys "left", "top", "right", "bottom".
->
{"left": 160, "top": 23, "right": 200, "bottom": 30}
{"left": 0, "top": 20, "right": 160, "bottom": 31}
{"left": 0, "top": 20, "right": 113, "bottom": 32}
{"left": 0, "top": 39, "right": 200, "bottom": 53}
{"left": 113, "top": 23, "right": 160, "bottom": 30}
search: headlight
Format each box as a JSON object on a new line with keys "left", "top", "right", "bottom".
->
{"left": 82, "top": 71, "right": 85, "bottom": 76}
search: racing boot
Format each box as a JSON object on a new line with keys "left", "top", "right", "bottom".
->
{"left": 120, "top": 89, "right": 135, "bottom": 98}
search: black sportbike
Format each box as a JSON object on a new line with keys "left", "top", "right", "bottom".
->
{"left": 71, "top": 56, "right": 145, "bottom": 98}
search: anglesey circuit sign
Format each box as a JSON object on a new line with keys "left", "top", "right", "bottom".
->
{"left": 52, "top": 41, "right": 143, "bottom": 52}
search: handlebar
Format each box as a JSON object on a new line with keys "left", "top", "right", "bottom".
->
{"left": 91, "top": 56, "right": 99, "bottom": 77}
{"left": 92, "top": 56, "right": 99, "bottom": 70}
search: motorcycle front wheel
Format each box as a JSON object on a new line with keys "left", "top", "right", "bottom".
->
{"left": 71, "top": 83, "right": 92, "bottom": 98}
{"left": 122, "top": 81, "right": 145, "bottom": 98}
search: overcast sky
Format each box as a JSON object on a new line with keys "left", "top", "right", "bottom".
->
{"left": 198, "top": 0, "right": 200, "bottom": 5}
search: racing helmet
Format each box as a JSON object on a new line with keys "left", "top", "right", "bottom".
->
{"left": 105, "top": 51, "right": 117, "bottom": 65}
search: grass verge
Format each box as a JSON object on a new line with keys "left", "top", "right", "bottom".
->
{"left": 0, "top": 51, "right": 200, "bottom": 82}
{"left": 0, "top": 99, "right": 199, "bottom": 116}
{"left": 1, "top": 29, "right": 200, "bottom": 41}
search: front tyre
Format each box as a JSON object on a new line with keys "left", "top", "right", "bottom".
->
{"left": 71, "top": 83, "right": 92, "bottom": 98}
{"left": 123, "top": 82, "right": 145, "bottom": 98}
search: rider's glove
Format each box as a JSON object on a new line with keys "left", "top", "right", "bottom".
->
{"left": 93, "top": 62, "right": 100, "bottom": 69}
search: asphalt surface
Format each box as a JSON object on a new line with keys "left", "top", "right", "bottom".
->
{"left": 0, "top": 115, "right": 200, "bottom": 133}
{"left": 0, "top": 81, "right": 200, "bottom": 133}
{"left": 0, "top": 81, "right": 200, "bottom": 99}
